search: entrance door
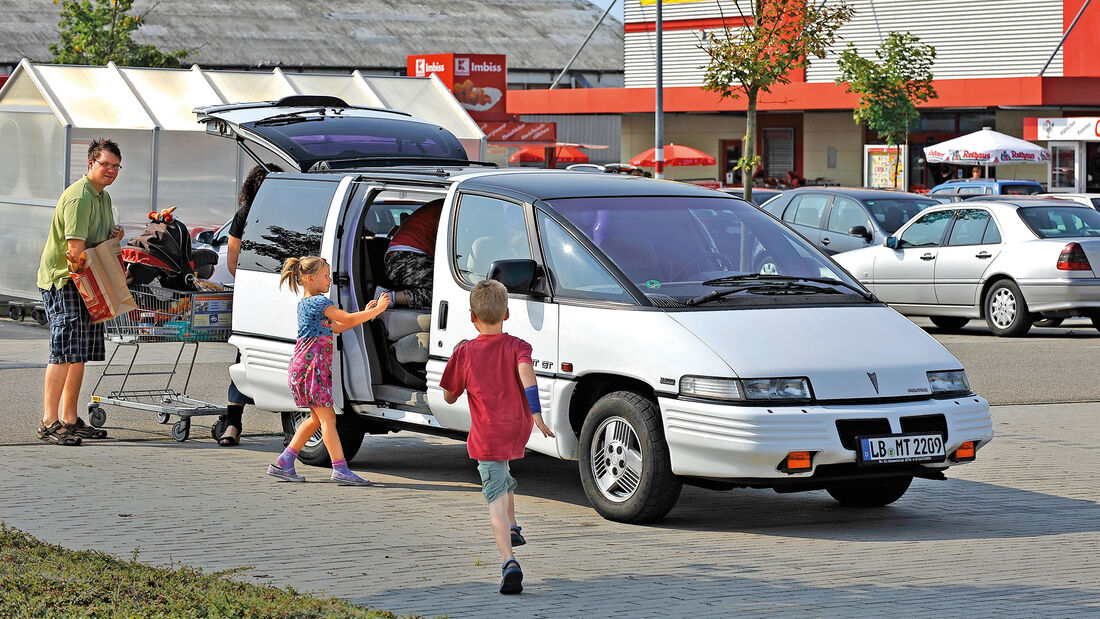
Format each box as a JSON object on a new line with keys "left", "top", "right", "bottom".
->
{"left": 1049, "top": 142, "right": 1081, "bottom": 192}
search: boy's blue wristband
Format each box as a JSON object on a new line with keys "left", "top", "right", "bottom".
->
{"left": 525, "top": 385, "right": 541, "bottom": 415}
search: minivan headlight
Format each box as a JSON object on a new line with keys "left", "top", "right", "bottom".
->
{"left": 927, "top": 370, "right": 970, "bottom": 395}
{"left": 679, "top": 376, "right": 742, "bottom": 400}
{"left": 742, "top": 377, "right": 812, "bottom": 401}
{"left": 679, "top": 376, "right": 813, "bottom": 401}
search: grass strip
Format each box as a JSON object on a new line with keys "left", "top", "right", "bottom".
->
{"left": 0, "top": 523, "right": 422, "bottom": 618}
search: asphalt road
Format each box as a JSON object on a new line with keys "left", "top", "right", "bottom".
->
{"left": 3, "top": 311, "right": 1100, "bottom": 446}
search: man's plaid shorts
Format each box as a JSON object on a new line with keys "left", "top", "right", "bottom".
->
{"left": 40, "top": 282, "right": 105, "bottom": 364}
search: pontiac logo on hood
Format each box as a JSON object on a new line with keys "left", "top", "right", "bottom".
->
{"left": 867, "top": 372, "right": 880, "bottom": 394}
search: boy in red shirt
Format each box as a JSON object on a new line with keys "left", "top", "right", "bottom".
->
{"left": 441, "top": 279, "right": 554, "bottom": 594}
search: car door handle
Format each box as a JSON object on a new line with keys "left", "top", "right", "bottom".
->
{"left": 438, "top": 300, "right": 448, "bottom": 330}
{"left": 920, "top": 253, "right": 935, "bottom": 261}
{"left": 975, "top": 251, "right": 992, "bottom": 259}
{"left": 821, "top": 237, "right": 831, "bottom": 246}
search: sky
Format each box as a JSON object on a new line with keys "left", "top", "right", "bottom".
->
{"left": 585, "top": 0, "right": 625, "bottom": 23}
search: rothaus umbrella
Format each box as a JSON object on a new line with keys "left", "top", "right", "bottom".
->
{"left": 630, "top": 143, "right": 716, "bottom": 179}
{"left": 509, "top": 145, "right": 590, "bottom": 165}
{"left": 923, "top": 127, "right": 1050, "bottom": 169}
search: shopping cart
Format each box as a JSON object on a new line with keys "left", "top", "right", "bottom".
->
{"left": 87, "top": 285, "right": 234, "bottom": 442}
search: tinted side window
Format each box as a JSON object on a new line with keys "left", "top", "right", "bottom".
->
{"left": 946, "top": 209, "right": 990, "bottom": 246}
{"left": 983, "top": 219, "right": 1002, "bottom": 244}
{"left": 826, "top": 197, "right": 870, "bottom": 233}
{"left": 537, "top": 212, "right": 631, "bottom": 303}
{"left": 957, "top": 186, "right": 985, "bottom": 195}
{"left": 930, "top": 188, "right": 955, "bottom": 195}
{"left": 899, "top": 210, "right": 953, "bottom": 248}
{"left": 238, "top": 179, "right": 337, "bottom": 273}
{"left": 453, "top": 194, "right": 531, "bottom": 284}
{"left": 785, "top": 194, "right": 828, "bottom": 227}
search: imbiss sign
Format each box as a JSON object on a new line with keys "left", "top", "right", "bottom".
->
{"left": 1027, "top": 117, "right": 1100, "bottom": 142}
{"left": 407, "top": 53, "right": 509, "bottom": 121}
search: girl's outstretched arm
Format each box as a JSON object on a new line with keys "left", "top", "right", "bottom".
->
{"left": 325, "top": 293, "right": 391, "bottom": 334}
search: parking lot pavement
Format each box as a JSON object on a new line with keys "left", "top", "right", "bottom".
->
{"left": 3, "top": 402, "right": 1099, "bottom": 617}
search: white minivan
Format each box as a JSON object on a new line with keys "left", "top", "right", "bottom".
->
{"left": 198, "top": 99, "right": 994, "bottom": 523}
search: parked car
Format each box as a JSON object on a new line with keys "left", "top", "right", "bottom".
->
{"left": 197, "top": 97, "right": 993, "bottom": 523}
{"left": 834, "top": 199, "right": 1100, "bottom": 337}
{"left": 928, "top": 178, "right": 1043, "bottom": 197}
{"left": 760, "top": 187, "right": 938, "bottom": 258}
{"left": 717, "top": 187, "right": 782, "bottom": 207}
{"left": 193, "top": 221, "right": 233, "bottom": 286}
{"left": 1036, "top": 193, "right": 1100, "bottom": 210}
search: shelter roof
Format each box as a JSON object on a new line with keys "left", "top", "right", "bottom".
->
{"left": 0, "top": 0, "right": 623, "bottom": 73}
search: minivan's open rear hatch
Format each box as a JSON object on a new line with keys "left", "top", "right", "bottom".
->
{"left": 195, "top": 96, "right": 471, "bottom": 172}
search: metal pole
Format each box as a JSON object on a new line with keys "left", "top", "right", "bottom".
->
{"left": 655, "top": 0, "right": 665, "bottom": 179}
{"left": 549, "top": 0, "right": 617, "bottom": 90}
{"left": 1040, "top": 0, "right": 1091, "bottom": 76}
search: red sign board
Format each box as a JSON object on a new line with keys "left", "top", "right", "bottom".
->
{"left": 407, "top": 53, "right": 509, "bottom": 121}
{"left": 478, "top": 121, "right": 557, "bottom": 143}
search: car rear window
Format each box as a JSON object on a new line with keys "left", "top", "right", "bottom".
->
{"left": 1002, "top": 184, "right": 1041, "bottom": 195}
{"left": 1018, "top": 206, "right": 1100, "bottom": 238}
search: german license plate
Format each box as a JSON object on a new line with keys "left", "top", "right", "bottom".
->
{"left": 857, "top": 433, "right": 946, "bottom": 466}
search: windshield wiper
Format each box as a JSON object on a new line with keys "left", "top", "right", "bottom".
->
{"left": 253, "top": 108, "right": 329, "bottom": 126}
{"left": 687, "top": 274, "right": 874, "bottom": 306}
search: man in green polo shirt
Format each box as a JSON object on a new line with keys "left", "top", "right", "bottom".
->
{"left": 36, "top": 138, "right": 125, "bottom": 446}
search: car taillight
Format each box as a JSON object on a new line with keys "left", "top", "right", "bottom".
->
{"left": 1057, "top": 242, "right": 1091, "bottom": 271}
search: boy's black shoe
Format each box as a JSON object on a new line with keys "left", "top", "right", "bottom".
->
{"left": 510, "top": 525, "right": 526, "bottom": 547}
{"left": 500, "top": 559, "right": 523, "bottom": 594}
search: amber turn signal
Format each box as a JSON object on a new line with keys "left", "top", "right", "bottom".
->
{"left": 780, "top": 451, "right": 812, "bottom": 473}
{"left": 952, "top": 441, "right": 976, "bottom": 461}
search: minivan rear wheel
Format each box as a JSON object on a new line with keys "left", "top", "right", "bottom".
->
{"left": 826, "top": 475, "right": 913, "bottom": 507}
{"left": 280, "top": 411, "right": 366, "bottom": 467}
{"left": 578, "top": 391, "right": 682, "bottom": 523}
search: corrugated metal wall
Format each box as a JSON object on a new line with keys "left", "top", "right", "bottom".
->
{"left": 624, "top": 0, "right": 1065, "bottom": 88}
{"left": 520, "top": 114, "right": 623, "bottom": 163}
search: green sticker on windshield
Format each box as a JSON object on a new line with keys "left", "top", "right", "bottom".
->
{"left": 645, "top": 279, "right": 662, "bottom": 289}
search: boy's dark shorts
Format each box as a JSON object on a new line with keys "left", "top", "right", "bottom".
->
{"left": 477, "top": 460, "right": 517, "bottom": 504}
{"left": 41, "top": 282, "right": 105, "bottom": 364}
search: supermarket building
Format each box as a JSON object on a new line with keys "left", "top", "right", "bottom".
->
{"left": 510, "top": 0, "right": 1100, "bottom": 193}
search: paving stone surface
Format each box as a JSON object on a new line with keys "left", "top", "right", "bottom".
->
{"left": 3, "top": 403, "right": 1100, "bottom": 617}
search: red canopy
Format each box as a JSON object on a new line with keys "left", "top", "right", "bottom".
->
{"left": 630, "top": 143, "right": 716, "bottom": 168}
{"left": 509, "top": 145, "right": 590, "bottom": 164}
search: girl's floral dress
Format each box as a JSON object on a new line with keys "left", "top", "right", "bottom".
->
{"left": 288, "top": 294, "right": 335, "bottom": 407}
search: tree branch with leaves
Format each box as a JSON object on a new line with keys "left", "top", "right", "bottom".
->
{"left": 50, "top": 0, "right": 189, "bottom": 68}
{"left": 700, "top": 0, "right": 853, "bottom": 203}
{"left": 836, "top": 31, "right": 937, "bottom": 189}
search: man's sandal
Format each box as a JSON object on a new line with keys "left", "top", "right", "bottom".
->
{"left": 70, "top": 417, "right": 107, "bottom": 439}
{"left": 37, "top": 421, "right": 82, "bottom": 446}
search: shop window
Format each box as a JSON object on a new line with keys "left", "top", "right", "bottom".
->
{"left": 1087, "top": 143, "right": 1100, "bottom": 193}
{"left": 721, "top": 140, "right": 742, "bottom": 185}
{"left": 1051, "top": 145, "right": 1077, "bottom": 190}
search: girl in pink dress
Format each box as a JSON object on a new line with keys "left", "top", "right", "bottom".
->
{"left": 266, "top": 256, "right": 390, "bottom": 485}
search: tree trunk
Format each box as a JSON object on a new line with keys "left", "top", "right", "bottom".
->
{"left": 743, "top": 89, "right": 758, "bottom": 204}
{"left": 894, "top": 143, "right": 902, "bottom": 190}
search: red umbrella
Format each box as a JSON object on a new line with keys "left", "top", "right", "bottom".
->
{"left": 630, "top": 143, "right": 716, "bottom": 168}
{"left": 509, "top": 145, "right": 590, "bottom": 164}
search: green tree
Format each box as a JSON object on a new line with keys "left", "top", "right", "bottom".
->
{"left": 700, "top": 0, "right": 853, "bottom": 203}
{"left": 50, "top": 0, "right": 189, "bottom": 68}
{"left": 836, "top": 31, "right": 937, "bottom": 189}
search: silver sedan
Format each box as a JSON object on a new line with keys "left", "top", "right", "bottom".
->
{"left": 834, "top": 199, "right": 1100, "bottom": 336}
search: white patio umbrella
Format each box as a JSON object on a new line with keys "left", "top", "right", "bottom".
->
{"left": 923, "top": 127, "right": 1050, "bottom": 172}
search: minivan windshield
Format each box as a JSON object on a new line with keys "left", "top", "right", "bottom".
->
{"left": 545, "top": 196, "right": 869, "bottom": 306}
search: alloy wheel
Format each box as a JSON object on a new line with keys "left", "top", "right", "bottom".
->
{"left": 590, "top": 416, "right": 643, "bottom": 503}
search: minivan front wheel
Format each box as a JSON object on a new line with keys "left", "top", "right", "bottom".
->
{"left": 578, "top": 391, "right": 682, "bottom": 523}
{"left": 984, "top": 280, "right": 1032, "bottom": 337}
{"left": 280, "top": 411, "right": 366, "bottom": 467}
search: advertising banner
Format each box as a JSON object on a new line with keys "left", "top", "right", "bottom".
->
{"left": 864, "top": 145, "right": 907, "bottom": 190}
{"left": 408, "top": 53, "right": 509, "bottom": 121}
{"left": 477, "top": 121, "right": 556, "bottom": 143}
{"left": 1027, "top": 117, "right": 1100, "bottom": 142}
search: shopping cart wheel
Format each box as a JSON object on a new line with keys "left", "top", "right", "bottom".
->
{"left": 211, "top": 417, "right": 228, "bottom": 441}
{"left": 88, "top": 405, "right": 107, "bottom": 428}
{"left": 171, "top": 419, "right": 190, "bottom": 442}
{"left": 156, "top": 411, "right": 172, "bottom": 424}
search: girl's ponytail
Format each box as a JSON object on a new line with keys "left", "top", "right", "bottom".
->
{"left": 280, "top": 257, "right": 301, "bottom": 294}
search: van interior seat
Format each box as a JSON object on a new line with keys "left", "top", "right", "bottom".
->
{"left": 466, "top": 235, "right": 511, "bottom": 281}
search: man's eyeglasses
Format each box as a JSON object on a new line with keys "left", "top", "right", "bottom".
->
{"left": 93, "top": 160, "right": 122, "bottom": 171}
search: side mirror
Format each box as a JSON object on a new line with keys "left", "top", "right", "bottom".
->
{"left": 885, "top": 236, "right": 898, "bottom": 249}
{"left": 196, "top": 230, "right": 214, "bottom": 245}
{"left": 487, "top": 259, "right": 545, "bottom": 297}
{"left": 848, "top": 225, "right": 873, "bottom": 241}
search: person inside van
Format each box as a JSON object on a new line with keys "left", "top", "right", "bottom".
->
{"left": 384, "top": 198, "right": 444, "bottom": 308}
